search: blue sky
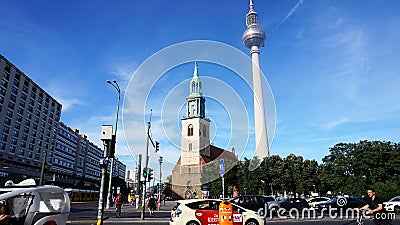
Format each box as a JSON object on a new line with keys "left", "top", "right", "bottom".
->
{"left": 1, "top": 0, "right": 400, "bottom": 179}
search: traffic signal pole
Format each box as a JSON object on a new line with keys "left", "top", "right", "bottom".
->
{"left": 97, "top": 138, "right": 111, "bottom": 225}
{"left": 141, "top": 119, "right": 151, "bottom": 220}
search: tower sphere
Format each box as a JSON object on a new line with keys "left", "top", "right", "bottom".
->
{"left": 242, "top": 25, "right": 265, "bottom": 48}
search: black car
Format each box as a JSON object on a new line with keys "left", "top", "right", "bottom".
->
{"left": 230, "top": 195, "right": 266, "bottom": 214}
{"left": 279, "top": 198, "right": 309, "bottom": 210}
{"left": 315, "top": 197, "right": 367, "bottom": 210}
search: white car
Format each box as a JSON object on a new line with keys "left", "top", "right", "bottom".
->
{"left": 384, "top": 196, "right": 400, "bottom": 213}
{"left": 306, "top": 197, "right": 330, "bottom": 208}
{"left": 0, "top": 179, "right": 70, "bottom": 225}
{"left": 169, "top": 198, "right": 265, "bottom": 225}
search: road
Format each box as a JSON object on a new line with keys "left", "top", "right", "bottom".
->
{"left": 67, "top": 202, "right": 400, "bottom": 225}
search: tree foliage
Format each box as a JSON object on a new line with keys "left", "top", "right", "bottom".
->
{"left": 201, "top": 140, "right": 400, "bottom": 201}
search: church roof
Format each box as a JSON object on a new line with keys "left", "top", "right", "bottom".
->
{"left": 172, "top": 145, "right": 238, "bottom": 175}
{"left": 201, "top": 145, "right": 237, "bottom": 164}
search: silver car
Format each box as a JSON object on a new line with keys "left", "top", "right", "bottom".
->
{"left": 0, "top": 180, "right": 70, "bottom": 225}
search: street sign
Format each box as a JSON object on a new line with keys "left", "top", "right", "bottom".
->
{"left": 220, "top": 159, "right": 225, "bottom": 177}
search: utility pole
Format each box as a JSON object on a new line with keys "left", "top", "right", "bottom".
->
{"left": 136, "top": 154, "right": 142, "bottom": 209}
{"left": 158, "top": 156, "right": 163, "bottom": 211}
{"left": 106, "top": 79, "right": 120, "bottom": 209}
{"left": 141, "top": 110, "right": 152, "bottom": 220}
{"left": 97, "top": 125, "right": 113, "bottom": 225}
{"left": 136, "top": 154, "right": 142, "bottom": 194}
{"left": 39, "top": 151, "right": 47, "bottom": 185}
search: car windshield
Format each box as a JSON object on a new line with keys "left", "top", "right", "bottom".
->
{"left": 389, "top": 197, "right": 400, "bottom": 202}
{"left": 264, "top": 197, "right": 275, "bottom": 202}
{"left": 328, "top": 198, "right": 338, "bottom": 203}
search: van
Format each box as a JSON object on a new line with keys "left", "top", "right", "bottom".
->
{"left": 0, "top": 179, "right": 70, "bottom": 225}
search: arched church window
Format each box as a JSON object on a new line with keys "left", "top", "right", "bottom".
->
{"left": 188, "top": 124, "right": 193, "bottom": 136}
{"left": 191, "top": 81, "right": 195, "bottom": 93}
{"left": 203, "top": 125, "right": 206, "bottom": 137}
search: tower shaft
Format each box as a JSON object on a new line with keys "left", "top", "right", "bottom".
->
{"left": 251, "top": 46, "right": 269, "bottom": 159}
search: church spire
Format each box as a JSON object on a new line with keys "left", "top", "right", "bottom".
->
{"left": 187, "top": 62, "right": 205, "bottom": 118}
{"left": 189, "top": 61, "right": 202, "bottom": 95}
{"left": 193, "top": 61, "right": 199, "bottom": 77}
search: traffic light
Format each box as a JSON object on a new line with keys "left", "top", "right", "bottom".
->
{"left": 143, "top": 168, "right": 147, "bottom": 178}
{"left": 155, "top": 141, "right": 160, "bottom": 152}
{"left": 109, "top": 134, "right": 116, "bottom": 158}
{"left": 148, "top": 168, "right": 153, "bottom": 182}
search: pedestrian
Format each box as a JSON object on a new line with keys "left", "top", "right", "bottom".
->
{"left": 147, "top": 194, "right": 156, "bottom": 217}
{"left": 131, "top": 194, "right": 136, "bottom": 207}
{"left": 0, "top": 200, "right": 10, "bottom": 225}
{"left": 114, "top": 192, "right": 124, "bottom": 218}
{"left": 359, "top": 188, "right": 391, "bottom": 225}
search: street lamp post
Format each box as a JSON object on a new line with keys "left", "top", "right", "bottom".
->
{"left": 106, "top": 79, "right": 120, "bottom": 209}
{"left": 141, "top": 111, "right": 152, "bottom": 220}
{"left": 158, "top": 156, "right": 163, "bottom": 211}
{"left": 269, "top": 183, "right": 274, "bottom": 196}
{"left": 260, "top": 180, "right": 265, "bottom": 195}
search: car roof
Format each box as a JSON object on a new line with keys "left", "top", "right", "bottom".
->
{"left": 175, "top": 198, "right": 221, "bottom": 203}
{"left": 0, "top": 185, "right": 66, "bottom": 200}
{"left": 174, "top": 198, "right": 256, "bottom": 212}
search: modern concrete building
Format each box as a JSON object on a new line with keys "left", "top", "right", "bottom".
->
{"left": 53, "top": 123, "right": 80, "bottom": 185}
{"left": 54, "top": 123, "right": 107, "bottom": 188}
{"left": 0, "top": 54, "right": 126, "bottom": 187}
{"left": 0, "top": 54, "right": 62, "bottom": 181}
{"left": 113, "top": 158, "right": 126, "bottom": 180}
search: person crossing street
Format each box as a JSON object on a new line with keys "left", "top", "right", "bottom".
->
{"left": 114, "top": 192, "right": 124, "bottom": 218}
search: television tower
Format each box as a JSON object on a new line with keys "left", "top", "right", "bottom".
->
{"left": 242, "top": 0, "right": 269, "bottom": 160}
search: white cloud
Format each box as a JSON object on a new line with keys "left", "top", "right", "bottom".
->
{"left": 272, "top": 0, "right": 305, "bottom": 32}
{"left": 56, "top": 97, "right": 86, "bottom": 111}
{"left": 322, "top": 118, "right": 349, "bottom": 130}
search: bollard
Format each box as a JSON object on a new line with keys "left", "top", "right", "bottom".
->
{"left": 219, "top": 200, "right": 233, "bottom": 225}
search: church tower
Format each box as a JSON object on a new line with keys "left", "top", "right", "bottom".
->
{"left": 180, "top": 62, "right": 211, "bottom": 166}
{"left": 171, "top": 62, "right": 237, "bottom": 199}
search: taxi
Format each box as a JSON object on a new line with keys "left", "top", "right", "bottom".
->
{"left": 169, "top": 198, "right": 265, "bottom": 225}
{"left": 0, "top": 179, "right": 70, "bottom": 225}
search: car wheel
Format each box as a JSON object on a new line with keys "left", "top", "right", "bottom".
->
{"left": 245, "top": 219, "right": 259, "bottom": 225}
{"left": 270, "top": 207, "right": 279, "bottom": 216}
{"left": 394, "top": 206, "right": 400, "bottom": 213}
{"left": 258, "top": 209, "right": 265, "bottom": 216}
{"left": 186, "top": 221, "right": 200, "bottom": 225}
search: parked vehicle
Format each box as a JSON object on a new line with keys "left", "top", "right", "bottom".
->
{"left": 169, "top": 198, "right": 265, "bottom": 225}
{"left": 278, "top": 198, "right": 309, "bottom": 211}
{"left": 230, "top": 195, "right": 266, "bottom": 215}
{"left": 0, "top": 179, "right": 71, "bottom": 225}
{"left": 315, "top": 197, "right": 366, "bottom": 210}
{"left": 261, "top": 196, "right": 280, "bottom": 216}
{"left": 384, "top": 196, "right": 400, "bottom": 213}
{"left": 306, "top": 197, "right": 330, "bottom": 208}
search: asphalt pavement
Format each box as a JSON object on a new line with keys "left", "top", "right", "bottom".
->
{"left": 67, "top": 201, "right": 400, "bottom": 225}
{"left": 67, "top": 201, "right": 174, "bottom": 225}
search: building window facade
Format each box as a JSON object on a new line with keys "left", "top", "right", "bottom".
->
{"left": 188, "top": 124, "right": 193, "bottom": 136}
